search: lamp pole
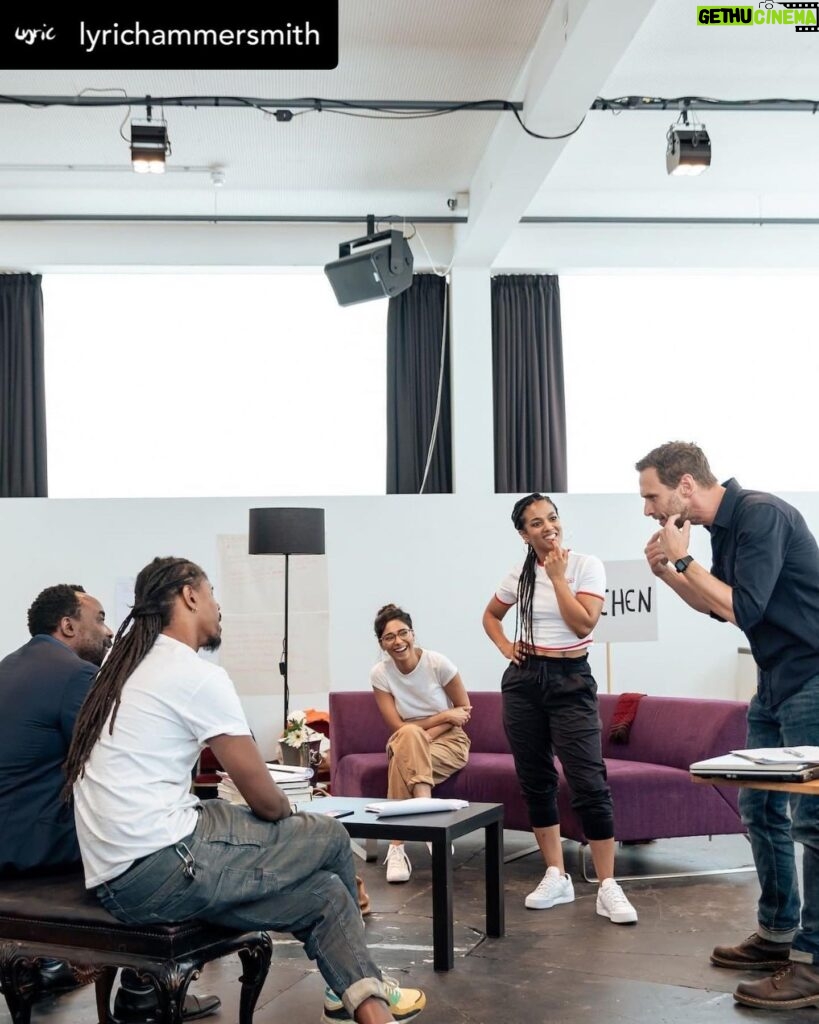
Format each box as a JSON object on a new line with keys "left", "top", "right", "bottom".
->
{"left": 281, "top": 552, "right": 290, "bottom": 727}
{"left": 248, "top": 507, "right": 326, "bottom": 736}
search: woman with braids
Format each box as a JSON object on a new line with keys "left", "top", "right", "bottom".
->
{"left": 65, "top": 557, "right": 426, "bottom": 1024}
{"left": 371, "top": 604, "right": 471, "bottom": 883}
{"left": 482, "top": 494, "right": 638, "bottom": 925}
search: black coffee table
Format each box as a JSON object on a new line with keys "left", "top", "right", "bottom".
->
{"left": 305, "top": 797, "right": 505, "bottom": 970}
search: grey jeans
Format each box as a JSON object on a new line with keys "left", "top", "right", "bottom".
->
{"left": 96, "top": 801, "right": 388, "bottom": 1017}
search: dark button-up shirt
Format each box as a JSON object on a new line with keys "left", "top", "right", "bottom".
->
{"left": 0, "top": 635, "right": 96, "bottom": 874}
{"left": 707, "top": 478, "right": 819, "bottom": 706}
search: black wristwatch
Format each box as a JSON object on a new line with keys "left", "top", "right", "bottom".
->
{"left": 674, "top": 555, "right": 694, "bottom": 574}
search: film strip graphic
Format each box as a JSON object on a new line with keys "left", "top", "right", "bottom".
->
{"left": 778, "top": 2, "right": 819, "bottom": 31}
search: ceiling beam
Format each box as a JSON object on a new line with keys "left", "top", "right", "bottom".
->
{"left": 454, "top": 0, "right": 659, "bottom": 267}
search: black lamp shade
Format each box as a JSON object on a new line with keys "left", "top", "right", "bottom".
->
{"left": 248, "top": 508, "right": 325, "bottom": 555}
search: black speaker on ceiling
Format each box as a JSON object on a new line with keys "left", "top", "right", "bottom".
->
{"left": 324, "top": 225, "right": 414, "bottom": 306}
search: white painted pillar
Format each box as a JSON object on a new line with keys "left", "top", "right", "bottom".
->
{"left": 449, "top": 267, "right": 495, "bottom": 495}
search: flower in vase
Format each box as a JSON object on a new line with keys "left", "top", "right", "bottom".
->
{"left": 281, "top": 709, "right": 318, "bottom": 748}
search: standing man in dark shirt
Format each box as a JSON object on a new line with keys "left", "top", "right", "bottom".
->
{"left": 0, "top": 584, "right": 219, "bottom": 1021}
{"left": 636, "top": 441, "right": 819, "bottom": 1012}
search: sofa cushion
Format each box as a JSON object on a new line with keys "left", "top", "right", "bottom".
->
{"left": 598, "top": 695, "right": 747, "bottom": 771}
{"left": 557, "top": 759, "right": 743, "bottom": 842}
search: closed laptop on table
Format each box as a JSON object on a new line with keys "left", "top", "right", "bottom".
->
{"left": 690, "top": 754, "right": 819, "bottom": 783}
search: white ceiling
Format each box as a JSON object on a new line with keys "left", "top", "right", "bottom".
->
{"left": 1, "top": 0, "right": 818, "bottom": 249}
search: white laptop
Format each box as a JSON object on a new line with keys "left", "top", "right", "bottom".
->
{"left": 690, "top": 753, "right": 819, "bottom": 783}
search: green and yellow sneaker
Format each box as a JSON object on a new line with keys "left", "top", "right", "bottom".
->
{"left": 321, "top": 975, "right": 426, "bottom": 1023}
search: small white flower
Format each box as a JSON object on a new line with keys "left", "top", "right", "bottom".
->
{"left": 281, "top": 710, "right": 317, "bottom": 748}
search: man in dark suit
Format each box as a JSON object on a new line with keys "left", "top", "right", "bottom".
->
{"left": 0, "top": 584, "right": 109, "bottom": 874}
{"left": 0, "top": 584, "right": 219, "bottom": 1021}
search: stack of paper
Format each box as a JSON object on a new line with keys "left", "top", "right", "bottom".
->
{"left": 267, "top": 763, "right": 313, "bottom": 804}
{"left": 731, "top": 747, "right": 819, "bottom": 765}
{"left": 365, "top": 797, "right": 469, "bottom": 817}
{"left": 216, "top": 764, "right": 314, "bottom": 808}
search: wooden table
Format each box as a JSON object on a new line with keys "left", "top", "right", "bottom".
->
{"left": 305, "top": 796, "right": 505, "bottom": 971}
{"left": 691, "top": 774, "right": 819, "bottom": 795}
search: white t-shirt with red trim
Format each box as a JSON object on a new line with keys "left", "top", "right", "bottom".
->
{"left": 494, "top": 551, "right": 606, "bottom": 653}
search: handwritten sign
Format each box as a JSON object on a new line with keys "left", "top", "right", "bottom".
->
{"left": 594, "top": 560, "right": 657, "bottom": 643}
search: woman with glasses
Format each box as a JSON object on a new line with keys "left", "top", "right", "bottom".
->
{"left": 371, "top": 604, "right": 471, "bottom": 883}
{"left": 482, "top": 494, "right": 638, "bottom": 925}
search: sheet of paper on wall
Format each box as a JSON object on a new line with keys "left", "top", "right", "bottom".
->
{"left": 217, "top": 534, "right": 329, "bottom": 616}
{"left": 218, "top": 611, "right": 330, "bottom": 697}
{"left": 365, "top": 798, "right": 469, "bottom": 817}
{"left": 217, "top": 534, "right": 284, "bottom": 614}
{"left": 217, "top": 613, "right": 282, "bottom": 695}
{"left": 731, "top": 747, "right": 819, "bottom": 765}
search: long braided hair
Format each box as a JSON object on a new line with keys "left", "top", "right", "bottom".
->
{"left": 62, "top": 557, "right": 207, "bottom": 795}
{"left": 510, "top": 493, "right": 558, "bottom": 653}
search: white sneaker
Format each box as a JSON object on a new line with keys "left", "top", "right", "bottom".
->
{"left": 385, "top": 844, "right": 412, "bottom": 883}
{"left": 525, "top": 866, "right": 575, "bottom": 910}
{"left": 596, "top": 879, "right": 638, "bottom": 924}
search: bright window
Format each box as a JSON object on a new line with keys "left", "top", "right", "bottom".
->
{"left": 560, "top": 273, "right": 819, "bottom": 493}
{"left": 44, "top": 273, "right": 387, "bottom": 497}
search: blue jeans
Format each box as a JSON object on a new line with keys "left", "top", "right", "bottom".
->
{"left": 740, "top": 675, "right": 819, "bottom": 962}
{"left": 97, "top": 801, "right": 388, "bottom": 1017}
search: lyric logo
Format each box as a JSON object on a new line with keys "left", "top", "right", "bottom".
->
{"left": 696, "top": 3, "right": 819, "bottom": 30}
{"left": 0, "top": 4, "right": 338, "bottom": 69}
{"left": 14, "top": 23, "right": 56, "bottom": 45}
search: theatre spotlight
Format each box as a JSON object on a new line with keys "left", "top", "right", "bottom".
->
{"left": 130, "top": 122, "right": 171, "bottom": 174}
{"left": 324, "top": 215, "right": 414, "bottom": 306}
{"left": 666, "top": 111, "right": 711, "bottom": 176}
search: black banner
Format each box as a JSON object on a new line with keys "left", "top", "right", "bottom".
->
{"left": 0, "top": 4, "right": 338, "bottom": 69}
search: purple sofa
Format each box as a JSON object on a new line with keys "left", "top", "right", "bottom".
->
{"left": 329, "top": 690, "right": 748, "bottom": 843}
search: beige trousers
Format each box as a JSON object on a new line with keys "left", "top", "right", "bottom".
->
{"left": 386, "top": 723, "right": 470, "bottom": 800}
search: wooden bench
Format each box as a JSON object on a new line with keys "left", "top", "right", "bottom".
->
{"left": 0, "top": 871, "right": 272, "bottom": 1024}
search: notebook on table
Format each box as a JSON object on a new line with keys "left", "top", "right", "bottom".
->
{"left": 690, "top": 754, "right": 819, "bottom": 783}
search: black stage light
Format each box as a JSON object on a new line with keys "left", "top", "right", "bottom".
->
{"left": 130, "top": 123, "right": 170, "bottom": 174}
{"left": 666, "top": 114, "right": 711, "bottom": 176}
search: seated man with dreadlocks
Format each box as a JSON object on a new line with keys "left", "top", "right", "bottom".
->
{"left": 0, "top": 582, "right": 220, "bottom": 1023}
{"left": 65, "top": 557, "right": 426, "bottom": 1024}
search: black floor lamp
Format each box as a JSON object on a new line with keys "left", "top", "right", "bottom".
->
{"left": 248, "top": 507, "right": 326, "bottom": 730}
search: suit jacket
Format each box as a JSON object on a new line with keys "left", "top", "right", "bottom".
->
{"left": 0, "top": 635, "right": 96, "bottom": 874}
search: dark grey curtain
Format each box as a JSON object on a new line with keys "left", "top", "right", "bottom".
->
{"left": 491, "top": 274, "right": 567, "bottom": 493}
{"left": 0, "top": 274, "right": 47, "bottom": 497}
{"left": 386, "top": 274, "right": 452, "bottom": 493}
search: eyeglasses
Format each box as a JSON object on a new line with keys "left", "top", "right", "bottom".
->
{"left": 381, "top": 628, "right": 412, "bottom": 644}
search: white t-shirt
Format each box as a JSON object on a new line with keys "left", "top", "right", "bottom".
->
{"left": 495, "top": 551, "right": 606, "bottom": 653}
{"left": 74, "top": 634, "right": 251, "bottom": 887}
{"left": 370, "top": 649, "right": 458, "bottom": 721}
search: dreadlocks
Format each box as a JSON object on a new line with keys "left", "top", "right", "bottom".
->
{"left": 510, "top": 493, "right": 559, "bottom": 653}
{"left": 62, "top": 557, "right": 206, "bottom": 795}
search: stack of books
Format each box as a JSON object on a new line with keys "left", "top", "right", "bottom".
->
{"left": 217, "top": 763, "right": 314, "bottom": 809}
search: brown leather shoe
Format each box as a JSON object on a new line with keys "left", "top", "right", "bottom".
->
{"left": 711, "top": 932, "right": 791, "bottom": 970}
{"left": 734, "top": 963, "right": 819, "bottom": 1010}
{"left": 355, "top": 874, "right": 371, "bottom": 917}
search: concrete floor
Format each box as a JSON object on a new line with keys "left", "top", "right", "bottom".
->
{"left": 4, "top": 831, "right": 814, "bottom": 1024}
